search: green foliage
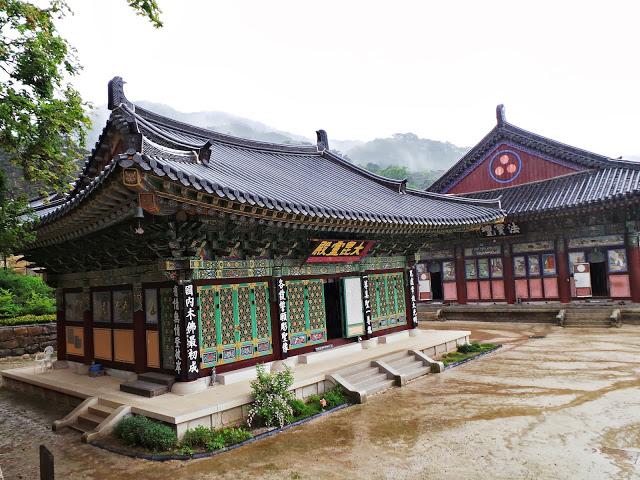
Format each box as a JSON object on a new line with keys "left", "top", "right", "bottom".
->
{"left": 126, "top": 0, "right": 163, "bottom": 28}
{"left": 289, "top": 398, "right": 321, "bottom": 420}
{"left": 181, "top": 425, "right": 253, "bottom": 452}
{"left": 323, "top": 385, "right": 348, "bottom": 408}
{"left": 0, "top": 0, "right": 162, "bottom": 258}
{"left": 0, "top": 270, "right": 55, "bottom": 317}
{"left": 442, "top": 343, "right": 498, "bottom": 366}
{"left": 0, "top": 313, "right": 55, "bottom": 326}
{"left": 247, "top": 364, "right": 295, "bottom": 428}
{"left": 115, "top": 415, "right": 177, "bottom": 452}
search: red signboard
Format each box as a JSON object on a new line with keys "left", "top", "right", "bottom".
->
{"left": 306, "top": 240, "right": 375, "bottom": 263}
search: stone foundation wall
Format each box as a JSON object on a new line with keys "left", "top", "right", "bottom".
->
{"left": 0, "top": 323, "right": 56, "bottom": 358}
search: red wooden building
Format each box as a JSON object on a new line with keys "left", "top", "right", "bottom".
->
{"left": 416, "top": 105, "right": 640, "bottom": 305}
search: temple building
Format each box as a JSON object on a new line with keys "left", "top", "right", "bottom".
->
{"left": 23, "top": 77, "right": 503, "bottom": 390}
{"left": 416, "top": 105, "right": 640, "bottom": 305}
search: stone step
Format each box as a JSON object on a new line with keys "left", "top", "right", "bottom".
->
{"left": 397, "top": 364, "right": 430, "bottom": 381}
{"left": 387, "top": 355, "right": 418, "bottom": 368}
{"left": 379, "top": 351, "right": 411, "bottom": 363}
{"left": 88, "top": 403, "right": 114, "bottom": 419}
{"left": 363, "top": 378, "right": 396, "bottom": 396}
{"left": 347, "top": 367, "right": 382, "bottom": 384}
{"left": 336, "top": 361, "right": 374, "bottom": 377}
{"left": 353, "top": 372, "right": 389, "bottom": 388}
{"left": 137, "top": 372, "right": 176, "bottom": 387}
{"left": 120, "top": 380, "right": 170, "bottom": 397}
{"left": 565, "top": 323, "right": 612, "bottom": 328}
{"left": 77, "top": 412, "right": 104, "bottom": 431}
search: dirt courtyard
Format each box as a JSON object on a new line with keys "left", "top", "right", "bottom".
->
{"left": 1, "top": 321, "right": 640, "bottom": 479}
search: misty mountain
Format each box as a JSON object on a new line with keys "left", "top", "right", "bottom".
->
{"left": 86, "top": 102, "right": 469, "bottom": 188}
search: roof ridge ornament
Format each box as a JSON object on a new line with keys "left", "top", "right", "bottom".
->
{"left": 108, "top": 76, "right": 134, "bottom": 111}
{"left": 316, "top": 129, "right": 329, "bottom": 152}
{"left": 496, "top": 104, "right": 506, "bottom": 126}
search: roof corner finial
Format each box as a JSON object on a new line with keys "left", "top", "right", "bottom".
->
{"left": 496, "top": 104, "right": 506, "bottom": 126}
{"left": 108, "top": 76, "right": 133, "bottom": 110}
{"left": 316, "top": 129, "right": 329, "bottom": 152}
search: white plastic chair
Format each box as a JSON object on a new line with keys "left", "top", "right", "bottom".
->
{"left": 34, "top": 346, "right": 54, "bottom": 374}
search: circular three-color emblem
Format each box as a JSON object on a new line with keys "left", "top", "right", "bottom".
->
{"left": 488, "top": 150, "right": 522, "bottom": 183}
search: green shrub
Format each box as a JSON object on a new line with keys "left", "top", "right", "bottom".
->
{"left": 458, "top": 342, "right": 482, "bottom": 354}
{"left": 139, "top": 421, "right": 178, "bottom": 452}
{"left": 181, "top": 425, "right": 253, "bottom": 452}
{"left": 0, "top": 270, "right": 55, "bottom": 317}
{"left": 0, "top": 313, "right": 56, "bottom": 326}
{"left": 247, "top": 364, "right": 294, "bottom": 428}
{"left": 181, "top": 425, "right": 212, "bottom": 449}
{"left": 219, "top": 427, "right": 253, "bottom": 445}
{"left": 323, "top": 385, "right": 348, "bottom": 408}
{"left": 114, "top": 415, "right": 177, "bottom": 452}
{"left": 290, "top": 398, "right": 321, "bottom": 419}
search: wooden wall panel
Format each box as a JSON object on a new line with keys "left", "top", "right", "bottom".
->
{"left": 93, "top": 328, "right": 112, "bottom": 361}
{"left": 529, "top": 278, "right": 543, "bottom": 298}
{"left": 543, "top": 278, "right": 559, "bottom": 298}
{"left": 466, "top": 281, "right": 479, "bottom": 300}
{"left": 65, "top": 326, "right": 84, "bottom": 357}
{"left": 146, "top": 330, "right": 160, "bottom": 368}
{"left": 479, "top": 281, "right": 492, "bottom": 299}
{"left": 515, "top": 279, "right": 529, "bottom": 299}
{"left": 491, "top": 280, "right": 505, "bottom": 300}
{"left": 113, "top": 329, "right": 135, "bottom": 364}
{"left": 609, "top": 274, "right": 631, "bottom": 298}
{"left": 447, "top": 144, "right": 581, "bottom": 194}
{"left": 443, "top": 282, "right": 458, "bottom": 301}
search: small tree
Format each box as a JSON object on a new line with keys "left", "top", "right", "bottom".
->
{"left": 247, "top": 364, "right": 294, "bottom": 429}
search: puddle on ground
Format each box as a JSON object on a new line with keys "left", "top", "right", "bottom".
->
{"left": 1, "top": 322, "right": 640, "bottom": 479}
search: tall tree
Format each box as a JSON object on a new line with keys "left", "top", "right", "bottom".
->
{"left": 0, "top": 0, "right": 162, "bottom": 257}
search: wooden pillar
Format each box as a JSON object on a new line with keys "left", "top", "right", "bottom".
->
{"left": 502, "top": 243, "right": 516, "bottom": 304}
{"left": 455, "top": 246, "right": 467, "bottom": 305}
{"left": 132, "top": 283, "right": 146, "bottom": 373}
{"left": 556, "top": 239, "right": 571, "bottom": 304}
{"left": 55, "top": 289, "right": 66, "bottom": 360}
{"left": 82, "top": 287, "right": 94, "bottom": 364}
{"left": 626, "top": 230, "right": 640, "bottom": 303}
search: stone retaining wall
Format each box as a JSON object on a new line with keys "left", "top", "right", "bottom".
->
{"left": 0, "top": 323, "right": 56, "bottom": 357}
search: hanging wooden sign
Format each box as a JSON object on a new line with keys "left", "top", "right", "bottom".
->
{"left": 478, "top": 221, "right": 522, "bottom": 238}
{"left": 306, "top": 240, "right": 375, "bottom": 263}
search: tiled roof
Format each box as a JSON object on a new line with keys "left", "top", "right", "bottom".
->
{"left": 467, "top": 167, "right": 640, "bottom": 216}
{"left": 34, "top": 77, "right": 505, "bottom": 231}
{"left": 428, "top": 105, "right": 637, "bottom": 194}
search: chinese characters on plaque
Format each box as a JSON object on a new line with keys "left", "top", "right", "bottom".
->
{"left": 172, "top": 286, "right": 182, "bottom": 375}
{"left": 478, "top": 222, "right": 521, "bottom": 238}
{"left": 307, "top": 240, "right": 375, "bottom": 263}
{"left": 408, "top": 270, "right": 418, "bottom": 327}
{"left": 277, "top": 279, "right": 290, "bottom": 356}
{"left": 361, "top": 275, "right": 373, "bottom": 335}
{"left": 183, "top": 283, "right": 199, "bottom": 376}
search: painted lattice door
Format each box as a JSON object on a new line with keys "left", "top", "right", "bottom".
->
{"left": 285, "top": 279, "right": 327, "bottom": 349}
{"left": 369, "top": 272, "right": 407, "bottom": 332}
{"left": 197, "top": 282, "right": 273, "bottom": 367}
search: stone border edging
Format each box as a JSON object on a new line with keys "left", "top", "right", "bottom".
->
{"left": 89, "top": 402, "right": 352, "bottom": 462}
{"left": 444, "top": 345, "right": 502, "bottom": 370}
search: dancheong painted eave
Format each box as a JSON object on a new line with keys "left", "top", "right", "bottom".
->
{"left": 30, "top": 76, "right": 505, "bottom": 240}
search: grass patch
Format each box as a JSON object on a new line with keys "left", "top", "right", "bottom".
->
{"left": 442, "top": 343, "right": 497, "bottom": 366}
{"left": 0, "top": 313, "right": 56, "bottom": 326}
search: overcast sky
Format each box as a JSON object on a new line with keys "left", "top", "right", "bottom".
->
{"left": 61, "top": 0, "right": 640, "bottom": 156}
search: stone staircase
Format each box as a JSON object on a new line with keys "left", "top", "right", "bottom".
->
{"left": 70, "top": 400, "right": 118, "bottom": 434}
{"left": 120, "top": 372, "right": 175, "bottom": 397}
{"left": 328, "top": 349, "right": 444, "bottom": 403}
{"left": 563, "top": 308, "right": 615, "bottom": 328}
{"left": 53, "top": 397, "right": 131, "bottom": 442}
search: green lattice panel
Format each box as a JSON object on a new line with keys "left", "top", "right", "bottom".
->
{"left": 198, "top": 282, "right": 273, "bottom": 367}
{"left": 306, "top": 280, "right": 327, "bottom": 345}
{"left": 286, "top": 280, "right": 327, "bottom": 349}
{"left": 159, "top": 288, "right": 175, "bottom": 370}
{"left": 286, "top": 281, "right": 307, "bottom": 348}
{"left": 197, "top": 286, "right": 218, "bottom": 368}
{"left": 370, "top": 272, "right": 407, "bottom": 331}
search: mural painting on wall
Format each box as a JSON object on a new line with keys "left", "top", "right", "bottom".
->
{"left": 608, "top": 249, "right": 628, "bottom": 272}
{"left": 489, "top": 150, "right": 522, "bottom": 184}
{"left": 514, "top": 256, "right": 527, "bottom": 277}
{"left": 528, "top": 256, "right": 541, "bottom": 276}
{"left": 490, "top": 257, "right": 503, "bottom": 278}
{"left": 568, "top": 252, "right": 586, "bottom": 272}
{"left": 442, "top": 261, "right": 456, "bottom": 281}
{"left": 542, "top": 254, "right": 557, "bottom": 275}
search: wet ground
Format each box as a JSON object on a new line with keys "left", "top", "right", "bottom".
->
{"left": 1, "top": 322, "right": 640, "bottom": 479}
